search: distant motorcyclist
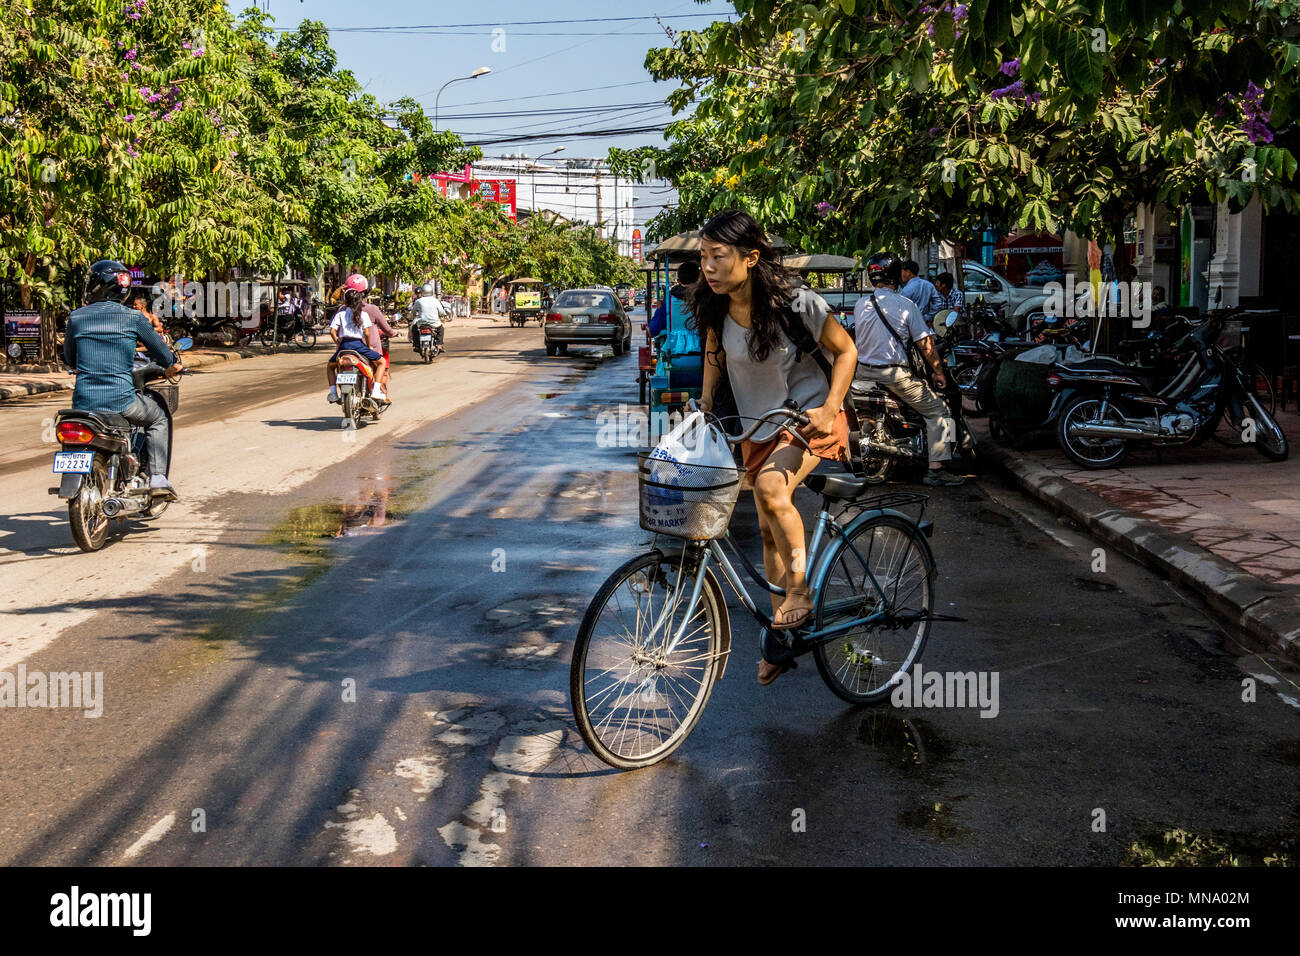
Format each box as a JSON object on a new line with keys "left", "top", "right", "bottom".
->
{"left": 408, "top": 282, "right": 446, "bottom": 352}
{"left": 326, "top": 286, "right": 385, "bottom": 403}
{"left": 854, "top": 253, "right": 963, "bottom": 487}
{"left": 63, "top": 259, "right": 184, "bottom": 499}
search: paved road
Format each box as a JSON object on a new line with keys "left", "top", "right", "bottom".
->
{"left": 0, "top": 320, "right": 1296, "bottom": 866}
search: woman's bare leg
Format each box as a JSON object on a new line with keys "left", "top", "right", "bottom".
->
{"left": 752, "top": 443, "right": 822, "bottom": 625}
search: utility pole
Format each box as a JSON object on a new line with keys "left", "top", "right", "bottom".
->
{"left": 595, "top": 159, "right": 603, "bottom": 238}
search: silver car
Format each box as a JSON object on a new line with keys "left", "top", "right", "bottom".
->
{"left": 544, "top": 288, "right": 633, "bottom": 356}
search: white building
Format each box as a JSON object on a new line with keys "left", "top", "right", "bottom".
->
{"left": 473, "top": 156, "right": 638, "bottom": 256}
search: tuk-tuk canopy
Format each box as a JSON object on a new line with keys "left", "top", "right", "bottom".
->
{"left": 780, "top": 254, "right": 860, "bottom": 271}
{"left": 645, "top": 230, "right": 789, "bottom": 260}
{"left": 508, "top": 277, "right": 544, "bottom": 287}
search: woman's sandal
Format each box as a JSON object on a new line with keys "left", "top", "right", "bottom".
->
{"left": 770, "top": 588, "right": 814, "bottom": 631}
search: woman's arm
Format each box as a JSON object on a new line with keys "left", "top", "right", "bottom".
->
{"left": 698, "top": 326, "right": 724, "bottom": 413}
{"left": 805, "top": 319, "right": 858, "bottom": 438}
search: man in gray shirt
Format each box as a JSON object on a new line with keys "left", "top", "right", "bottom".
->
{"left": 855, "top": 254, "right": 963, "bottom": 486}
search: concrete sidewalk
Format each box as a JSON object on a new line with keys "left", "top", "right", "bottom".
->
{"left": 0, "top": 345, "right": 263, "bottom": 402}
{"left": 974, "top": 408, "right": 1300, "bottom": 665}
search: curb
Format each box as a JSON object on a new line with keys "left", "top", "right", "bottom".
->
{"left": 978, "top": 438, "right": 1300, "bottom": 665}
{"left": 0, "top": 347, "right": 262, "bottom": 403}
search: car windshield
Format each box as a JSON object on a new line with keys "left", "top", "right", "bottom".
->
{"left": 556, "top": 291, "right": 616, "bottom": 310}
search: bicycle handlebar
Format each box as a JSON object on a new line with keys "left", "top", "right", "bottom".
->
{"left": 686, "top": 400, "right": 811, "bottom": 446}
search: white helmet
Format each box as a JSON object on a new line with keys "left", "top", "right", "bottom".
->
{"left": 420, "top": 283, "right": 435, "bottom": 295}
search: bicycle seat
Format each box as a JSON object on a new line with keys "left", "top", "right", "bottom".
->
{"left": 803, "top": 472, "right": 867, "bottom": 500}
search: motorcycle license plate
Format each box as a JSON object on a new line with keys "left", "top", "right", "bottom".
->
{"left": 420, "top": 335, "right": 432, "bottom": 345}
{"left": 53, "top": 451, "right": 93, "bottom": 474}
{"left": 336, "top": 371, "right": 359, "bottom": 385}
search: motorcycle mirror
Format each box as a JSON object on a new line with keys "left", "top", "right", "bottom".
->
{"left": 175, "top": 337, "right": 194, "bottom": 351}
{"left": 945, "top": 313, "right": 958, "bottom": 327}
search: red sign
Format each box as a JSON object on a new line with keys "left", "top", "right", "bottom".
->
{"left": 430, "top": 173, "right": 517, "bottom": 221}
{"left": 632, "top": 228, "right": 642, "bottom": 263}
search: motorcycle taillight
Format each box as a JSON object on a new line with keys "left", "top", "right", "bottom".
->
{"left": 56, "top": 422, "right": 94, "bottom": 444}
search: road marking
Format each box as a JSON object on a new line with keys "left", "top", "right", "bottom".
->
{"left": 122, "top": 812, "right": 175, "bottom": 860}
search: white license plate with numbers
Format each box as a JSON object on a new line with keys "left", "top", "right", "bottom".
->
{"left": 420, "top": 335, "right": 432, "bottom": 344}
{"left": 53, "top": 452, "right": 93, "bottom": 474}
{"left": 337, "top": 371, "right": 358, "bottom": 385}
{"left": 572, "top": 315, "right": 588, "bottom": 324}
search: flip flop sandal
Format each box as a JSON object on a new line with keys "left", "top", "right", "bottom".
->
{"left": 770, "top": 598, "right": 813, "bottom": 631}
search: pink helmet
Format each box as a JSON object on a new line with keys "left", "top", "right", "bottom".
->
{"left": 344, "top": 273, "right": 369, "bottom": 293}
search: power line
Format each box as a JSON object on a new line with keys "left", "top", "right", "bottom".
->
{"left": 436, "top": 80, "right": 657, "bottom": 109}
{"left": 431, "top": 101, "right": 666, "bottom": 121}
{"left": 280, "top": 14, "right": 725, "bottom": 32}
{"left": 464, "top": 126, "right": 669, "bottom": 146}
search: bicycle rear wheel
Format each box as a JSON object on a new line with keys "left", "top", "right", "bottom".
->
{"left": 570, "top": 550, "right": 724, "bottom": 770}
{"left": 813, "top": 514, "right": 935, "bottom": 704}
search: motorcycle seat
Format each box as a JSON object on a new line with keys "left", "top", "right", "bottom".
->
{"left": 1057, "top": 356, "right": 1132, "bottom": 372}
{"left": 58, "top": 408, "right": 131, "bottom": 431}
{"left": 803, "top": 472, "right": 867, "bottom": 501}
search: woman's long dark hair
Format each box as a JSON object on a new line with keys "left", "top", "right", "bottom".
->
{"left": 687, "top": 209, "right": 796, "bottom": 365}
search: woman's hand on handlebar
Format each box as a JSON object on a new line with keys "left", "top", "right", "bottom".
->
{"left": 804, "top": 403, "right": 837, "bottom": 440}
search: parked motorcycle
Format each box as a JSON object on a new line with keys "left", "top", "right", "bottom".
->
{"left": 51, "top": 338, "right": 193, "bottom": 552}
{"left": 1051, "top": 315, "right": 1288, "bottom": 468}
{"left": 848, "top": 374, "right": 978, "bottom": 482}
{"left": 410, "top": 318, "right": 443, "bottom": 363}
{"left": 261, "top": 308, "right": 317, "bottom": 350}
{"left": 334, "top": 349, "right": 388, "bottom": 428}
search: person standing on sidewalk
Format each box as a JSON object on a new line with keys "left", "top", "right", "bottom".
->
{"left": 900, "top": 259, "right": 940, "bottom": 325}
{"left": 855, "top": 254, "right": 963, "bottom": 487}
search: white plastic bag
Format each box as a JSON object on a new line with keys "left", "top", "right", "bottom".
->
{"left": 1014, "top": 344, "right": 1059, "bottom": 364}
{"left": 643, "top": 413, "right": 738, "bottom": 534}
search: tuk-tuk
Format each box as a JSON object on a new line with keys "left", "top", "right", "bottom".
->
{"left": 507, "top": 278, "right": 547, "bottom": 327}
{"left": 780, "top": 253, "right": 863, "bottom": 330}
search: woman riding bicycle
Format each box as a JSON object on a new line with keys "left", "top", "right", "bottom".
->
{"left": 691, "top": 210, "right": 858, "bottom": 683}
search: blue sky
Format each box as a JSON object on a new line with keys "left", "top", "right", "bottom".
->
{"left": 244, "top": 1, "right": 736, "bottom": 159}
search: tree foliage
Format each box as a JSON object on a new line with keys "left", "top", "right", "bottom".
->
{"left": 613, "top": 0, "right": 1300, "bottom": 258}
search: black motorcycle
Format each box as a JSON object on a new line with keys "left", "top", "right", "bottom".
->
{"left": 410, "top": 318, "right": 443, "bottom": 363}
{"left": 848, "top": 373, "right": 978, "bottom": 482}
{"left": 1051, "top": 316, "right": 1288, "bottom": 469}
{"left": 261, "top": 308, "right": 317, "bottom": 350}
{"left": 51, "top": 338, "right": 193, "bottom": 552}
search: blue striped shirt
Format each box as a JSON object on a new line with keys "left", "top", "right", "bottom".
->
{"left": 63, "top": 302, "right": 174, "bottom": 412}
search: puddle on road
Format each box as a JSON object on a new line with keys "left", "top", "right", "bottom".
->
{"left": 856, "top": 710, "right": 951, "bottom": 774}
{"left": 1120, "top": 827, "right": 1293, "bottom": 866}
{"left": 899, "top": 799, "right": 971, "bottom": 841}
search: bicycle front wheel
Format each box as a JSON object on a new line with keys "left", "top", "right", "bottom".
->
{"left": 570, "top": 550, "right": 724, "bottom": 770}
{"left": 813, "top": 514, "right": 936, "bottom": 704}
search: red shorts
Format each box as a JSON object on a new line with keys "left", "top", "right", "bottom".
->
{"left": 741, "top": 409, "right": 849, "bottom": 484}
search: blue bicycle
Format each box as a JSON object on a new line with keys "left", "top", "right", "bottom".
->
{"left": 570, "top": 405, "right": 949, "bottom": 770}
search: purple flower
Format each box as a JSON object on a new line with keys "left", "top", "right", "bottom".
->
{"left": 124, "top": 113, "right": 135, "bottom": 122}
{"left": 125, "top": 48, "right": 136, "bottom": 61}
{"left": 1025, "top": 91, "right": 1043, "bottom": 106}
{"left": 1243, "top": 118, "right": 1273, "bottom": 144}
{"left": 183, "top": 41, "right": 191, "bottom": 49}
{"left": 953, "top": 4, "right": 968, "bottom": 19}
{"left": 991, "top": 79, "right": 1025, "bottom": 100}
{"left": 929, "top": 126, "right": 941, "bottom": 136}
{"left": 815, "top": 201, "right": 835, "bottom": 218}
{"left": 999, "top": 58, "right": 1021, "bottom": 77}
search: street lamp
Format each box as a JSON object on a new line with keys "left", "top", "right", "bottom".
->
{"left": 434, "top": 66, "right": 491, "bottom": 131}
{"left": 527, "top": 147, "right": 564, "bottom": 214}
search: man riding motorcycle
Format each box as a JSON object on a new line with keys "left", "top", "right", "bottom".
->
{"left": 408, "top": 283, "right": 446, "bottom": 353}
{"left": 63, "top": 259, "right": 185, "bottom": 499}
{"left": 853, "top": 253, "right": 964, "bottom": 487}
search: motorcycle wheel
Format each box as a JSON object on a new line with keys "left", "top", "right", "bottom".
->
{"left": 216, "top": 321, "right": 241, "bottom": 348}
{"left": 69, "top": 457, "right": 110, "bottom": 552}
{"left": 341, "top": 391, "right": 358, "bottom": 427}
{"left": 1056, "top": 394, "right": 1131, "bottom": 469}
{"left": 423, "top": 347, "right": 433, "bottom": 364}
{"left": 1246, "top": 393, "right": 1289, "bottom": 461}
{"left": 954, "top": 366, "right": 985, "bottom": 416}
{"left": 296, "top": 326, "right": 317, "bottom": 350}
{"left": 165, "top": 322, "right": 190, "bottom": 344}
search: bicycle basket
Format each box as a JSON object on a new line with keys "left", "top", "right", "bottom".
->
{"left": 637, "top": 451, "right": 741, "bottom": 541}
